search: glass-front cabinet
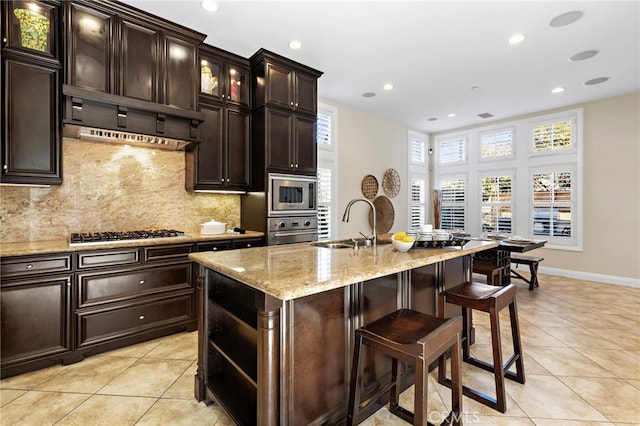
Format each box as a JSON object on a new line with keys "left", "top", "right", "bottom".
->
{"left": 200, "top": 46, "right": 250, "bottom": 108}
{"left": 4, "top": 0, "right": 58, "bottom": 59}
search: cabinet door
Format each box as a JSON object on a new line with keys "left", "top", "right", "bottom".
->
{"left": 265, "top": 107, "right": 293, "bottom": 172}
{"left": 67, "top": 3, "right": 112, "bottom": 92}
{"left": 265, "top": 62, "right": 292, "bottom": 109}
{"left": 2, "top": 59, "right": 61, "bottom": 184}
{"left": 164, "top": 35, "right": 197, "bottom": 110}
{"left": 226, "top": 64, "right": 250, "bottom": 108}
{"left": 294, "top": 114, "right": 317, "bottom": 175}
{"left": 120, "top": 18, "right": 158, "bottom": 103}
{"left": 295, "top": 72, "right": 318, "bottom": 114}
{"left": 0, "top": 275, "right": 71, "bottom": 366}
{"left": 4, "top": 0, "right": 59, "bottom": 60}
{"left": 225, "top": 107, "right": 250, "bottom": 188}
{"left": 200, "top": 55, "right": 223, "bottom": 100}
{"left": 195, "top": 103, "right": 225, "bottom": 186}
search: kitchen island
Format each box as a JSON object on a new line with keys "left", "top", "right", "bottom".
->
{"left": 190, "top": 238, "right": 497, "bottom": 425}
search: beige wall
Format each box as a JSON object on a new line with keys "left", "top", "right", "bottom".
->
{"left": 0, "top": 138, "right": 240, "bottom": 243}
{"left": 325, "top": 93, "right": 640, "bottom": 283}
{"left": 323, "top": 101, "right": 411, "bottom": 239}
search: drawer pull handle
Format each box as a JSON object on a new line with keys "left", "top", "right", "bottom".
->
{"left": 139, "top": 315, "right": 145, "bottom": 320}
{"left": 25, "top": 264, "right": 33, "bottom": 270}
{"left": 139, "top": 280, "right": 145, "bottom": 285}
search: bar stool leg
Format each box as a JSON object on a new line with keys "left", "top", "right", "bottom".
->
{"left": 389, "top": 358, "right": 401, "bottom": 413}
{"left": 347, "top": 334, "right": 363, "bottom": 426}
{"left": 449, "top": 333, "right": 463, "bottom": 426}
{"left": 508, "top": 301, "right": 526, "bottom": 384}
{"left": 488, "top": 305, "right": 507, "bottom": 413}
{"left": 414, "top": 357, "right": 427, "bottom": 426}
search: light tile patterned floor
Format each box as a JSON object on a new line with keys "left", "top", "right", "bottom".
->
{"left": 1, "top": 274, "right": 639, "bottom": 425}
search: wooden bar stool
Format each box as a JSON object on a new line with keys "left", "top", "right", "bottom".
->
{"left": 347, "top": 309, "right": 463, "bottom": 426}
{"left": 437, "top": 282, "right": 525, "bottom": 413}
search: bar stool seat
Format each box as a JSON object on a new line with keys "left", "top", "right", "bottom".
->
{"left": 437, "top": 282, "right": 525, "bottom": 413}
{"left": 347, "top": 309, "right": 463, "bottom": 426}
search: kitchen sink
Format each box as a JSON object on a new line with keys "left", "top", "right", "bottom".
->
{"left": 311, "top": 238, "right": 391, "bottom": 249}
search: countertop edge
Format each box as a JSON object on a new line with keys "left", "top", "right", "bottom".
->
{"left": 189, "top": 240, "right": 498, "bottom": 301}
{"left": 0, "top": 231, "right": 264, "bottom": 257}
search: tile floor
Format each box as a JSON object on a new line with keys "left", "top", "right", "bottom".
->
{"left": 1, "top": 274, "right": 639, "bottom": 425}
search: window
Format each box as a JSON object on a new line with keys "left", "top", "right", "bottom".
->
{"left": 317, "top": 166, "right": 332, "bottom": 240}
{"left": 317, "top": 104, "right": 338, "bottom": 240}
{"left": 440, "top": 177, "right": 466, "bottom": 230}
{"left": 438, "top": 136, "right": 466, "bottom": 165}
{"left": 408, "top": 131, "right": 428, "bottom": 230}
{"left": 480, "top": 128, "right": 514, "bottom": 160}
{"left": 531, "top": 118, "right": 574, "bottom": 153}
{"left": 434, "top": 108, "right": 582, "bottom": 250}
{"left": 481, "top": 174, "right": 513, "bottom": 233}
{"left": 531, "top": 168, "right": 574, "bottom": 241}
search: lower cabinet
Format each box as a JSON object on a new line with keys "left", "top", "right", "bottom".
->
{"left": 0, "top": 237, "right": 263, "bottom": 378}
{"left": 0, "top": 253, "right": 73, "bottom": 378}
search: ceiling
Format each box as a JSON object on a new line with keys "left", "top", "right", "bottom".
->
{"left": 121, "top": 0, "right": 640, "bottom": 134}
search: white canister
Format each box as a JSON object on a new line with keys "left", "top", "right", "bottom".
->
{"left": 200, "top": 220, "right": 226, "bottom": 235}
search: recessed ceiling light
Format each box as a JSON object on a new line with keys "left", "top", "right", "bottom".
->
{"left": 383, "top": 83, "right": 393, "bottom": 91}
{"left": 288, "top": 40, "right": 302, "bottom": 50}
{"left": 508, "top": 33, "right": 525, "bottom": 45}
{"left": 200, "top": 1, "right": 218, "bottom": 12}
{"left": 447, "top": 113, "right": 456, "bottom": 118}
{"left": 584, "top": 77, "right": 609, "bottom": 86}
{"left": 551, "top": 86, "right": 565, "bottom": 94}
{"left": 569, "top": 50, "right": 598, "bottom": 62}
{"left": 550, "top": 10, "right": 583, "bottom": 28}
{"left": 362, "top": 92, "right": 376, "bottom": 98}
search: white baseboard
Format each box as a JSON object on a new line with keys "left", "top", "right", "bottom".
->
{"left": 539, "top": 266, "right": 640, "bottom": 289}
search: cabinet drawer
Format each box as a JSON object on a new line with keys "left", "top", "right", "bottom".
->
{"left": 1, "top": 253, "right": 72, "bottom": 278}
{"left": 77, "top": 292, "right": 193, "bottom": 348}
{"left": 143, "top": 243, "right": 193, "bottom": 262}
{"left": 77, "top": 263, "right": 193, "bottom": 308}
{"left": 196, "top": 241, "right": 232, "bottom": 252}
{"left": 232, "top": 238, "right": 263, "bottom": 249}
{"left": 77, "top": 248, "right": 141, "bottom": 269}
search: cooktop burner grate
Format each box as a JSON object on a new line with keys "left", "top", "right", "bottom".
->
{"left": 70, "top": 229, "right": 185, "bottom": 245}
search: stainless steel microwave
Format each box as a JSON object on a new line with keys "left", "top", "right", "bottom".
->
{"left": 268, "top": 173, "right": 317, "bottom": 216}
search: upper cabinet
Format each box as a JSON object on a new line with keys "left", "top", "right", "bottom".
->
{"left": 200, "top": 46, "right": 250, "bottom": 109}
{"left": 251, "top": 49, "right": 321, "bottom": 115}
{"left": 250, "top": 49, "right": 322, "bottom": 182}
{"left": 1, "top": 0, "right": 63, "bottom": 185}
{"left": 61, "top": 0, "right": 205, "bottom": 143}
{"left": 186, "top": 45, "right": 251, "bottom": 192}
{"left": 64, "top": 1, "right": 203, "bottom": 110}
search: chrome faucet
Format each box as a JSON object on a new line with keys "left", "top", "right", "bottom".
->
{"left": 342, "top": 198, "right": 377, "bottom": 246}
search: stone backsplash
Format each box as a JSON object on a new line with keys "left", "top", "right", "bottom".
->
{"left": 0, "top": 138, "right": 240, "bottom": 243}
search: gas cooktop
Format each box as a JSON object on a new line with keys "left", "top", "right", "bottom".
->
{"left": 69, "top": 229, "right": 185, "bottom": 246}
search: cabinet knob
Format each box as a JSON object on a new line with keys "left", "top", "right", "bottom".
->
{"left": 290, "top": 163, "right": 294, "bottom": 168}
{"left": 295, "top": 164, "right": 299, "bottom": 168}
{"left": 290, "top": 102, "right": 294, "bottom": 106}
{"left": 25, "top": 264, "right": 33, "bottom": 270}
{"left": 295, "top": 103, "right": 299, "bottom": 107}
{"left": 3, "top": 164, "right": 7, "bottom": 171}
{"left": 212, "top": 247, "right": 218, "bottom": 251}
{"left": 246, "top": 244, "right": 251, "bottom": 247}
{"left": 139, "top": 280, "right": 145, "bottom": 285}
{"left": 139, "top": 315, "right": 145, "bottom": 320}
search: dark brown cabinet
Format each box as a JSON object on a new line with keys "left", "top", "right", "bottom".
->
{"left": 0, "top": 253, "right": 72, "bottom": 377}
{"left": 186, "top": 44, "right": 251, "bottom": 191}
{"left": 64, "top": 1, "right": 201, "bottom": 110}
{"left": 1, "top": 0, "right": 62, "bottom": 185}
{"left": 250, "top": 49, "right": 322, "bottom": 181}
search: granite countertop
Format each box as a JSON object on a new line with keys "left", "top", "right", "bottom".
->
{"left": 189, "top": 239, "right": 498, "bottom": 301}
{"left": 0, "top": 231, "right": 264, "bottom": 257}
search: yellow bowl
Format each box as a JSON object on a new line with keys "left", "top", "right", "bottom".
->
{"left": 391, "top": 237, "right": 414, "bottom": 252}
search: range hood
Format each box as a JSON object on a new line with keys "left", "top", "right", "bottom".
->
{"left": 62, "top": 85, "right": 205, "bottom": 151}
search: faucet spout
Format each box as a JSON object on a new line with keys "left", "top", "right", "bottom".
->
{"left": 342, "top": 198, "right": 377, "bottom": 246}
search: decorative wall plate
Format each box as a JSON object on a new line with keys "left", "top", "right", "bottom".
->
{"left": 368, "top": 195, "right": 394, "bottom": 234}
{"left": 361, "top": 174, "right": 379, "bottom": 199}
{"left": 382, "top": 168, "right": 400, "bottom": 198}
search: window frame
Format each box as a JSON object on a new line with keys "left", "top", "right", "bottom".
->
{"left": 479, "top": 126, "right": 516, "bottom": 163}
{"left": 408, "top": 130, "right": 428, "bottom": 230}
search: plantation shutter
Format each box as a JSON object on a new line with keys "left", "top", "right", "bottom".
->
{"left": 440, "top": 178, "right": 466, "bottom": 230}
